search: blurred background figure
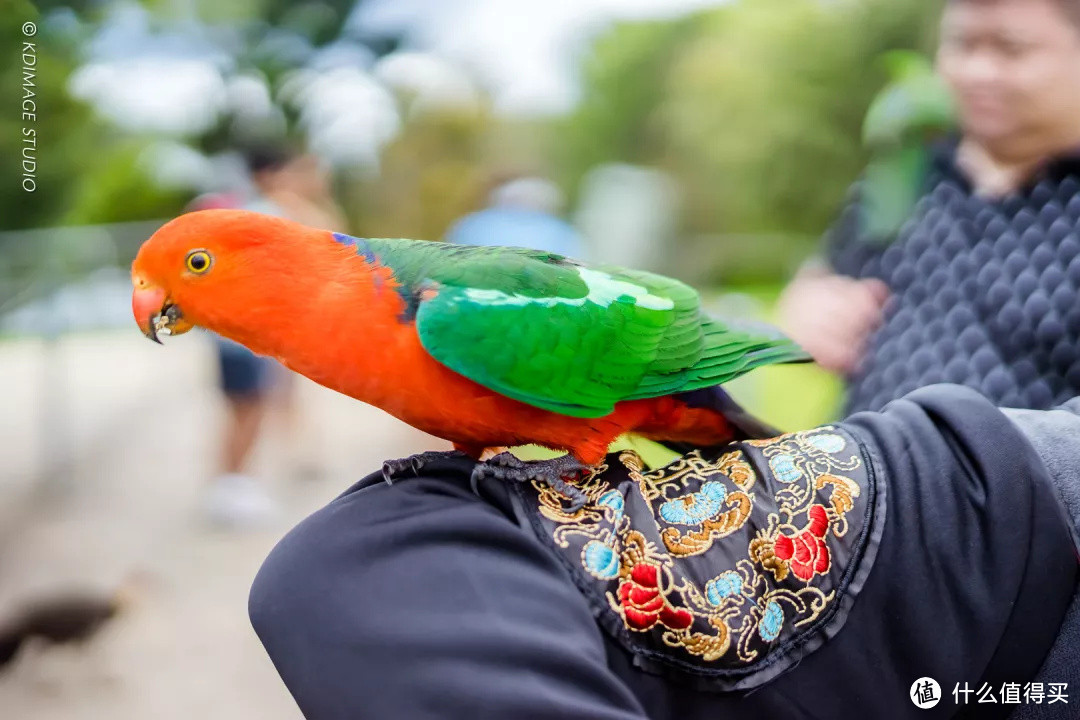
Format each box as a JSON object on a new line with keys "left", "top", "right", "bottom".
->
{"left": 242, "top": 145, "right": 347, "bottom": 232}
{"left": 446, "top": 175, "right": 584, "bottom": 257}
{"left": 779, "top": 0, "right": 1080, "bottom": 415}
{"left": 207, "top": 328, "right": 281, "bottom": 529}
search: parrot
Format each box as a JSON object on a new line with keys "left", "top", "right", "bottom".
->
{"left": 859, "top": 50, "right": 956, "bottom": 245}
{"left": 131, "top": 209, "right": 809, "bottom": 508}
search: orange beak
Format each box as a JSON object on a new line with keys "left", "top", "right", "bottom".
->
{"left": 131, "top": 284, "right": 169, "bottom": 344}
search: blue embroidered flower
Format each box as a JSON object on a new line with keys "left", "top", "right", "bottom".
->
{"left": 768, "top": 454, "right": 802, "bottom": 484}
{"left": 582, "top": 540, "right": 620, "bottom": 580}
{"left": 807, "top": 433, "right": 845, "bottom": 454}
{"left": 758, "top": 600, "right": 784, "bottom": 642}
{"left": 705, "top": 571, "right": 743, "bottom": 605}
{"left": 597, "top": 490, "right": 625, "bottom": 522}
{"left": 659, "top": 482, "right": 727, "bottom": 525}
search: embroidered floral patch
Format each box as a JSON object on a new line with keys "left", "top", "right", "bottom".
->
{"left": 513, "top": 426, "right": 881, "bottom": 689}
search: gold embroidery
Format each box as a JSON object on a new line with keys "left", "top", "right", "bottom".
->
{"left": 749, "top": 530, "right": 791, "bottom": 582}
{"left": 535, "top": 427, "right": 866, "bottom": 667}
{"left": 660, "top": 492, "right": 752, "bottom": 556}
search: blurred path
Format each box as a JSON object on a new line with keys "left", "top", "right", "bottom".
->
{"left": 0, "top": 331, "right": 441, "bottom": 719}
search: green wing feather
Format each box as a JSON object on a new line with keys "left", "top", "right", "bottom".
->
{"left": 354, "top": 237, "right": 809, "bottom": 418}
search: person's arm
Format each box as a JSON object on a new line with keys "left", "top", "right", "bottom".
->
{"left": 776, "top": 182, "right": 889, "bottom": 375}
{"left": 775, "top": 264, "right": 888, "bottom": 375}
{"left": 248, "top": 474, "right": 649, "bottom": 720}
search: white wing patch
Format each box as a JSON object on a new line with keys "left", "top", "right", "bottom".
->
{"left": 462, "top": 267, "right": 674, "bottom": 311}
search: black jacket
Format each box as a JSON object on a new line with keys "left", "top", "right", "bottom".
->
{"left": 249, "top": 385, "right": 1077, "bottom": 719}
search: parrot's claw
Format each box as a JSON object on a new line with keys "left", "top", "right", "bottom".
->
{"left": 470, "top": 454, "right": 590, "bottom": 512}
{"left": 488, "top": 451, "right": 527, "bottom": 469}
{"left": 381, "top": 450, "right": 468, "bottom": 485}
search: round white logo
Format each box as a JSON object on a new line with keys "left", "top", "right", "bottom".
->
{"left": 911, "top": 677, "right": 942, "bottom": 709}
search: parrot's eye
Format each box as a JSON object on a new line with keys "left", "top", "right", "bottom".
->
{"left": 185, "top": 249, "right": 212, "bottom": 275}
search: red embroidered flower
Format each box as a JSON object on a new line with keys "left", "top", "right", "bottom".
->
{"left": 773, "top": 504, "right": 831, "bottom": 581}
{"left": 616, "top": 562, "right": 694, "bottom": 631}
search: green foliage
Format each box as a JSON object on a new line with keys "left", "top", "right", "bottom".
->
{"left": 562, "top": 0, "right": 944, "bottom": 281}
{"left": 350, "top": 107, "right": 568, "bottom": 240}
{"left": 0, "top": 2, "right": 105, "bottom": 230}
{"left": 62, "top": 140, "right": 193, "bottom": 225}
{"left": 347, "top": 107, "right": 496, "bottom": 240}
{"left": 669, "top": 0, "right": 940, "bottom": 235}
{"left": 558, "top": 16, "right": 699, "bottom": 192}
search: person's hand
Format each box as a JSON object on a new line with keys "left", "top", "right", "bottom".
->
{"left": 776, "top": 265, "right": 889, "bottom": 375}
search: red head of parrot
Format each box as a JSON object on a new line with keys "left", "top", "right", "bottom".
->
{"left": 129, "top": 209, "right": 358, "bottom": 350}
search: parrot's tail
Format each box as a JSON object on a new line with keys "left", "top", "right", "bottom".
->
{"left": 637, "top": 386, "right": 781, "bottom": 455}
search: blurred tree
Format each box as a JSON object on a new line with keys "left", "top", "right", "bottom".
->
{"left": 349, "top": 70, "right": 558, "bottom": 241}
{"left": 0, "top": 2, "right": 111, "bottom": 231}
{"left": 63, "top": 141, "right": 192, "bottom": 225}
{"left": 1, "top": 0, "right": 407, "bottom": 231}
{"left": 563, "top": 0, "right": 944, "bottom": 283}
{"left": 664, "top": 0, "right": 940, "bottom": 235}
{"left": 348, "top": 105, "right": 495, "bottom": 241}
{"left": 557, "top": 16, "right": 699, "bottom": 194}
{"left": 191, "top": 0, "right": 396, "bottom": 155}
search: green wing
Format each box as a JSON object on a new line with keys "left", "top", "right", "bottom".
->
{"left": 357, "top": 238, "right": 809, "bottom": 418}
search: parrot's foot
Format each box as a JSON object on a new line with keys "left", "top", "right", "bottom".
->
{"left": 471, "top": 453, "right": 590, "bottom": 512}
{"left": 381, "top": 450, "right": 468, "bottom": 485}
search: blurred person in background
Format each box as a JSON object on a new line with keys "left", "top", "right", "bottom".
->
{"left": 779, "top": 0, "right": 1080, "bottom": 415}
{"left": 192, "top": 143, "right": 345, "bottom": 528}
{"left": 446, "top": 175, "right": 585, "bottom": 258}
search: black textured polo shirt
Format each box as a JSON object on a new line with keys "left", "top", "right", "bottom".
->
{"left": 828, "top": 139, "right": 1080, "bottom": 414}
